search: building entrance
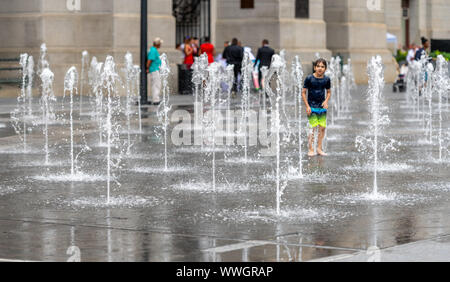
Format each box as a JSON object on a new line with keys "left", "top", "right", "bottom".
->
{"left": 173, "top": 0, "right": 211, "bottom": 45}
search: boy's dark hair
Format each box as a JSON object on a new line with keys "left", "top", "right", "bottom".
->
{"left": 204, "top": 36, "right": 210, "bottom": 42}
{"left": 313, "top": 58, "right": 328, "bottom": 70}
{"left": 231, "top": 38, "right": 238, "bottom": 45}
{"left": 262, "top": 39, "right": 269, "bottom": 45}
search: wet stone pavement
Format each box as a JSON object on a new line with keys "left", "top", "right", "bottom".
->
{"left": 0, "top": 86, "right": 449, "bottom": 262}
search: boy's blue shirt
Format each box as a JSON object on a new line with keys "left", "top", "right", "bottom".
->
{"left": 303, "top": 74, "right": 331, "bottom": 109}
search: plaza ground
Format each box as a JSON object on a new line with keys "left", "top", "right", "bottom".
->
{"left": 0, "top": 85, "right": 449, "bottom": 262}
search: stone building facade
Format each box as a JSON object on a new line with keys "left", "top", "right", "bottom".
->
{"left": 1, "top": 0, "right": 450, "bottom": 93}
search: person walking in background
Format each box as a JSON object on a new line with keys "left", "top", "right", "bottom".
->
{"left": 415, "top": 37, "right": 430, "bottom": 61}
{"left": 406, "top": 44, "right": 417, "bottom": 64}
{"left": 414, "top": 37, "right": 432, "bottom": 93}
{"left": 255, "top": 39, "right": 275, "bottom": 86}
{"left": 146, "top": 37, "right": 163, "bottom": 105}
{"left": 200, "top": 36, "right": 215, "bottom": 64}
{"left": 179, "top": 36, "right": 189, "bottom": 60}
{"left": 192, "top": 37, "right": 200, "bottom": 57}
{"left": 215, "top": 41, "right": 229, "bottom": 68}
{"left": 176, "top": 43, "right": 184, "bottom": 63}
{"left": 222, "top": 38, "right": 244, "bottom": 96}
{"left": 183, "top": 37, "right": 194, "bottom": 69}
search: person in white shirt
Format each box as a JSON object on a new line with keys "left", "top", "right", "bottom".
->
{"left": 406, "top": 44, "right": 417, "bottom": 63}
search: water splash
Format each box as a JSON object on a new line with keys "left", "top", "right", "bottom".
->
{"left": 10, "top": 54, "right": 30, "bottom": 153}
{"left": 101, "top": 55, "right": 124, "bottom": 204}
{"left": 40, "top": 68, "right": 54, "bottom": 165}
{"left": 355, "top": 55, "right": 396, "bottom": 198}
{"left": 26, "top": 56, "right": 34, "bottom": 117}
{"left": 123, "top": 52, "right": 136, "bottom": 155}
{"left": 204, "top": 62, "right": 221, "bottom": 190}
{"left": 157, "top": 53, "right": 172, "bottom": 171}
{"left": 170, "top": 181, "right": 251, "bottom": 194}
{"left": 239, "top": 51, "right": 253, "bottom": 162}
{"left": 93, "top": 62, "right": 105, "bottom": 145}
{"left": 38, "top": 43, "right": 50, "bottom": 72}
{"left": 62, "top": 195, "right": 164, "bottom": 209}
{"left": 64, "top": 66, "right": 78, "bottom": 176}
{"left": 32, "top": 172, "right": 109, "bottom": 182}
{"left": 264, "top": 54, "right": 291, "bottom": 216}
{"left": 292, "top": 55, "right": 304, "bottom": 178}
{"left": 133, "top": 65, "right": 142, "bottom": 133}
{"left": 131, "top": 166, "right": 192, "bottom": 174}
{"left": 434, "top": 55, "right": 449, "bottom": 162}
{"left": 424, "top": 63, "right": 434, "bottom": 144}
{"left": 260, "top": 66, "right": 269, "bottom": 111}
{"left": 80, "top": 50, "right": 89, "bottom": 115}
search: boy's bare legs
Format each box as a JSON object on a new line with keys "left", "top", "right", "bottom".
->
{"left": 308, "top": 127, "right": 317, "bottom": 156}
{"left": 317, "top": 126, "right": 327, "bottom": 156}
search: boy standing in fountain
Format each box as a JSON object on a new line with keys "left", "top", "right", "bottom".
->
{"left": 302, "top": 58, "right": 331, "bottom": 156}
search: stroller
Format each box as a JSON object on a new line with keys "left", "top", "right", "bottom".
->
{"left": 393, "top": 62, "right": 408, "bottom": 92}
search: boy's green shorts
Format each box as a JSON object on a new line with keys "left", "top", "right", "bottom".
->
{"left": 308, "top": 108, "right": 327, "bottom": 128}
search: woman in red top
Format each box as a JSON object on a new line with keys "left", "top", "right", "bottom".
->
{"left": 183, "top": 38, "right": 194, "bottom": 68}
{"left": 200, "top": 36, "right": 215, "bottom": 64}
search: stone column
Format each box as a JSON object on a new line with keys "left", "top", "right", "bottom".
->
{"left": 427, "top": 0, "right": 450, "bottom": 40}
{"left": 278, "top": 0, "right": 331, "bottom": 64}
{"left": 385, "top": 0, "right": 402, "bottom": 50}
{"left": 215, "top": 0, "right": 330, "bottom": 73}
{"left": 0, "top": 0, "right": 44, "bottom": 97}
{"left": 409, "top": 0, "right": 428, "bottom": 45}
{"left": 0, "top": 0, "right": 177, "bottom": 95}
{"left": 40, "top": 0, "right": 115, "bottom": 94}
{"left": 216, "top": 0, "right": 280, "bottom": 51}
{"left": 113, "top": 0, "right": 177, "bottom": 93}
{"left": 324, "top": 0, "right": 397, "bottom": 83}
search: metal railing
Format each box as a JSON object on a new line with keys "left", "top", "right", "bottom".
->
{"left": 0, "top": 57, "right": 21, "bottom": 88}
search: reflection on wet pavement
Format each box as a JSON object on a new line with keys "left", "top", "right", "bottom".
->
{"left": 0, "top": 86, "right": 449, "bottom": 262}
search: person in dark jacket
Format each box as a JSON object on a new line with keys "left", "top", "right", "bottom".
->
{"left": 255, "top": 39, "right": 275, "bottom": 86}
{"left": 223, "top": 38, "right": 244, "bottom": 94}
{"left": 414, "top": 37, "right": 430, "bottom": 61}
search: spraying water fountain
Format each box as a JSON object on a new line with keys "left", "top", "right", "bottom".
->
{"left": 37, "top": 43, "right": 58, "bottom": 123}
{"left": 93, "top": 61, "right": 105, "bottom": 146}
{"left": 205, "top": 62, "right": 221, "bottom": 190}
{"left": 292, "top": 56, "right": 304, "bottom": 178}
{"left": 240, "top": 52, "right": 252, "bottom": 163}
{"left": 124, "top": 52, "right": 135, "bottom": 155}
{"left": 224, "top": 63, "right": 235, "bottom": 148}
{"left": 260, "top": 66, "right": 269, "bottom": 111}
{"left": 133, "top": 64, "right": 142, "bottom": 134}
{"left": 191, "top": 54, "right": 208, "bottom": 150}
{"left": 10, "top": 54, "right": 31, "bottom": 153}
{"left": 64, "top": 67, "right": 79, "bottom": 177}
{"left": 101, "top": 55, "right": 124, "bottom": 203}
{"left": 38, "top": 43, "right": 50, "bottom": 72}
{"left": 424, "top": 62, "right": 434, "bottom": 144}
{"left": 79, "top": 51, "right": 89, "bottom": 115}
{"left": 88, "top": 56, "right": 99, "bottom": 114}
{"left": 355, "top": 56, "right": 396, "bottom": 199}
{"left": 26, "top": 56, "right": 34, "bottom": 118}
{"left": 157, "top": 54, "right": 172, "bottom": 171}
{"left": 341, "top": 61, "right": 355, "bottom": 114}
{"left": 40, "top": 68, "right": 54, "bottom": 165}
{"left": 4, "top": 42, "right": 450, "bottom": 263}
{"left": 265, "top": 54, "right": 290, "bottom": 215}
{"left": 434, "top": 55, "right": 450, "bottom": 162}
